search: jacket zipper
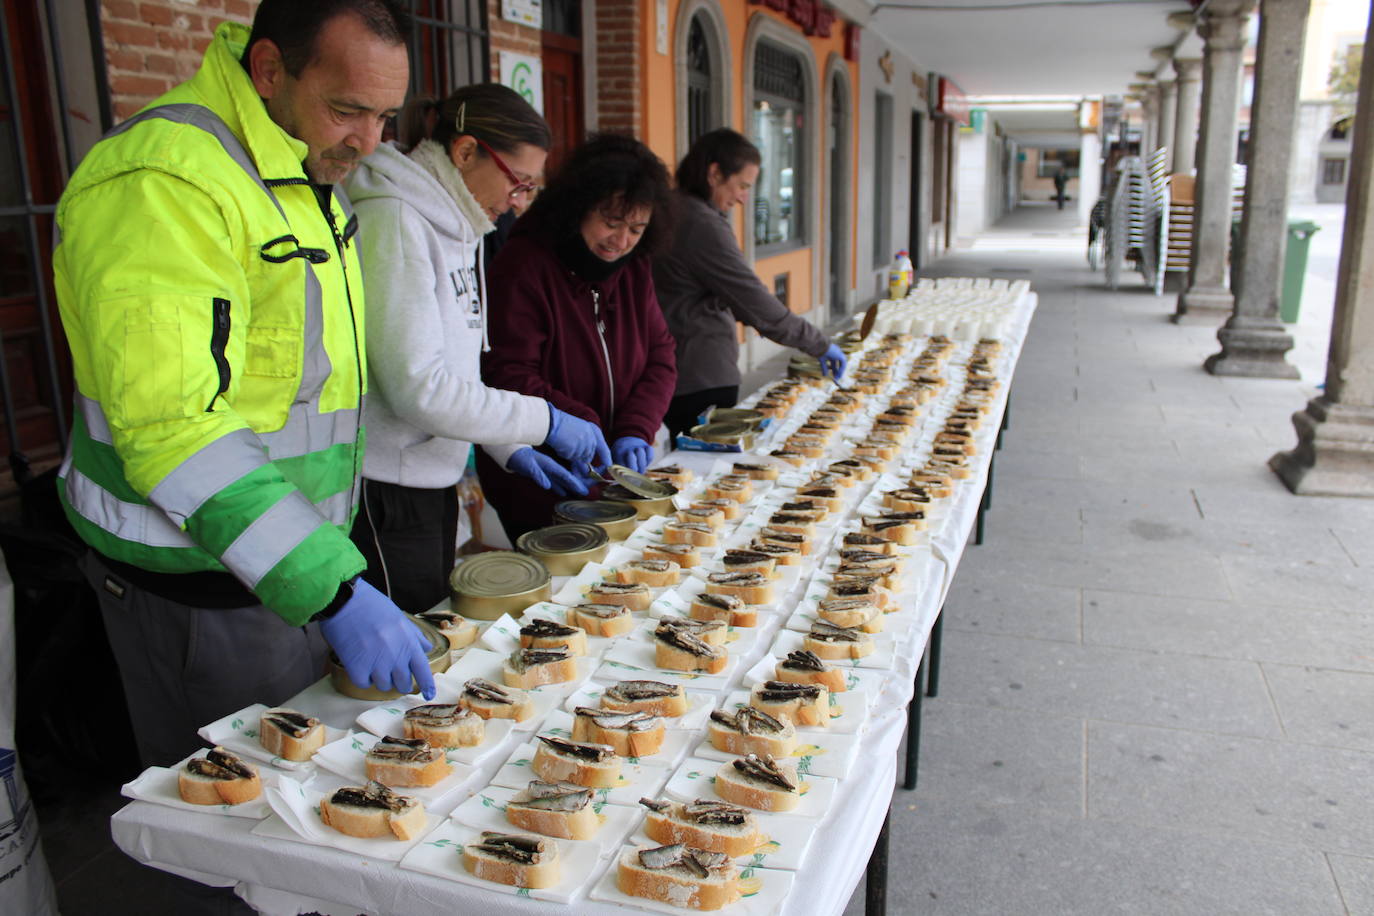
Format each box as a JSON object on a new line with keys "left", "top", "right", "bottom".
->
{"left": 591, "top": 288, "right": 615, "bottom": 421}
{"left": 206, "top": 297, "right": 231, "bottom": 412}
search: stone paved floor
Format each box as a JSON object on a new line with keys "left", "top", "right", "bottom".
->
{"left": 842, "top": 202, "right": 1374, "bottom": 915}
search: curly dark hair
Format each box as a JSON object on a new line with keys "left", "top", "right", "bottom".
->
{"left": 523, "top": 132, "right": 675, "bottom": 259}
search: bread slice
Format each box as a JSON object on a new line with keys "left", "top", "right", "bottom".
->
{"left": 460, "top": 678, "right": 536, "bottom": 721}
{"left": 319, "top": 781, "right": 426, "bottom": 840}
{"left": 840, "top": 532, "right": 897, "bottom": 555}
{"left": 704, "top": 475, "right": 753, "bottom": 503}
{"left": 531, "top": 736, "right": 623, "bottom": 787}
{"left": 691, "top": 498, "right": 742, "bottom": 520}
{"left": 258, "top": 708, "right": 325, "bottom": 762}
{"left": 600, "top": 679, "right": 689, "bottom": 718}
{"left": 689, "top": 592, "right": 755, "bottom": 628}
{"left": 731, "top": 461, "right": 778, "bottom": 481}
{"left": 794, "top": 487, "right": 843, "bottom": 511}
{"left": 675, "top": 506, "right": 725, "bottom": 529}
{"left": 403, "top": 703, "right": 485, "bottom": 748}
{"left": 657, "top": 615, "right": 729, "bottom": 647}
{"left": 803, "top": 621, "right": 875, "bottom": 660}
{"left": 653, "top": 626, "right": 727, "bottom": 674}
{"left": 462, "top": 832, "right": 561, "bottom": 889}
{"left": 825, "top": 580, "right": 891, "bottom": 611}
{"left": 503, "top": 648, "right": 579, "bottom": 689}
{"left": 707, "top": 706, "right": 798, "bottom": 757}
{"left": 817, "top": 597, "right": 884, "bottom": 633}
{"left": 757, "top": 526, "right": 811, "bottom": 555}
{"left": 364, "top": 735, "right": 451, "bottom": 787}
{"left": 566, "top": 603, "right": 635, "bottom": 638}
{"left": 645, "top": 465, "right": 693, "bottom": 488}
{"left": 519, "top": 618, "right": 588, "bottom": 656}
{"left": 705, "top": 571, "right": 773, "bottom": 605}
{"left": 765, "top": 513, "right": 815, "bottom": 538}
{"left": 721, "top": 549, "right": 777, "bottom": 578}
{"left": 639, "top": 798, "right": 763, "bottom": 858}
{"left": 642, "top": 542, "right": 701, "bottom": 569}
{"left": 662, "top": 520, "right": 718, "bottom": 548}
{"left": 572, "top": 707, "right": 665, "bottom": 757}
{"left": 747, "top": 540, "right": 802, "bottom": 566}
{"left": 767, "top": 449, "right": 807, "bottom": 467}
{"left": 860, "top": 512, "right": 925, "bottom": 545}
{"left": 587, "top": 581, "right": 653, "bottom": 611}
{"left": 749, "top": 681, "right": 830, "bottom": 727}
{"left": 774, "top": 649, "right": 848, "bottom": 693}
{"left": 416, "top": 610, "right": 479, "bottom": 651}
{"left": 616, "top": 559, "right": 681, "bottom": 587}
{"left": 777, "top": 500, "right": 828, "bottom": 522}
{"left": 617, "top": 844, "right": 741, "bottom": 911}
{"left": 505, "top": 780, "right": 600, "bottom": 840}
{"left": 713, "top": 755, "right": 801, "bottom": 812}
{"left": 177, "top": 747, "right": 262, "bottom": 806}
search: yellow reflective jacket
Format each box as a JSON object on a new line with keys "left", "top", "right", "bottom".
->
{"left": 55, "top": 22, "right": 368, "bottom": 624}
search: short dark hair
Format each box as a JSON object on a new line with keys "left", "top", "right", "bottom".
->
{"left": 397, "top": 84, "right": 551, "bottom": 156}
{"left": 675, "top": 129, "right": 761, "bottom": 202}
{"left": 525, "top": 133, "right": 675, "bottom": 259}
{"left": 243, "top": 0, "right": 411, "bottom": 78}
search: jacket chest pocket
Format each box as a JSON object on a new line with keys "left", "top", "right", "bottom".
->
{"left": 242, "top": 254, "right": 306, "bottom": 380}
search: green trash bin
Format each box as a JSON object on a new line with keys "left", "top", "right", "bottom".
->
{"left": 1281, "top": 220, "right": 1320, "bottom": 323}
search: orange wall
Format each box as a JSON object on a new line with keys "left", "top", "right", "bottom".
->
{"left": 639, "top": 0, "right": 857, "bottom": 319}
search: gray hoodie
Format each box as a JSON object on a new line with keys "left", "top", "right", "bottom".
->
{"left": 345, "top": 140, "right": 550, "bottom": 488}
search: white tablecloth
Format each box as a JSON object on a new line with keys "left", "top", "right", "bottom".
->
{"left": 111, "top": 293, "right": 1037, "bottom": 915}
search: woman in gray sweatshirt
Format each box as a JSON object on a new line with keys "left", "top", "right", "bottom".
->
{"left": 345, "top": 85, "right": 609, "bottom": 613}
{"left": 653, "top": 129, "right": 848, "bottom": 439}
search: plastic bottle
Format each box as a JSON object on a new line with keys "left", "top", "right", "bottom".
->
{"left": 887, "top": 250, "right": 912, "bottom": 299}
{"left": 897, "top": 250, "right": 914, "bottom": 288}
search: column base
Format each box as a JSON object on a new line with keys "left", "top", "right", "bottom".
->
{"left": 1204, "top": 320, "right": 1300, "bottom": 378}
{"left": 1173, "top": 285, "right": 1234, "bottom": 322}
{"left": 1270, "top": 397, "right": 1374, "bottom": 497}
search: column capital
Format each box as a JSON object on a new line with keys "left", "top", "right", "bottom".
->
{"left": 1173, "top": 57, "right": 1202, "bottom": 81}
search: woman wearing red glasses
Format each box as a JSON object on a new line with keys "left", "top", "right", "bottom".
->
{"left": 478, "top": 133, "right": 679, "bottom": 540}
{"left": 344, "top": 84, "right": 610, "bottom": 613}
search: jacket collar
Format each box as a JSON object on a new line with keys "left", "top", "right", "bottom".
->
{"left": 187, "top": 22, "right": 312, "bottom": 183}
{"left": 408, "top": 139, "right": 496, "bottom": 237}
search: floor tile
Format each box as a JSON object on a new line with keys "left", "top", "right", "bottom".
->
{"left": 943, "top": 578, "right": 1082, "bottom": 643}
{"left": 939, "top": 631, "right": 1280, "bottom": 738}
{"left": 1261, "top": 663, "right": 1374, "bottom": 751}
{"left": 1327, "top": 853, "right": 1374, "bottom": 916}
{"left": 1088, "top": 722, "right": 1374, "bottom": 856}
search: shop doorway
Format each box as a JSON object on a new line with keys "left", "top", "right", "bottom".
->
{"left": 827, "top": 71, "right": 850, "bottom": 324}
{"left": 908, "top": 111, "right": 923, "bottom": 269}
{"left": 541, "top": 0, "right": 584, "bottom": 177}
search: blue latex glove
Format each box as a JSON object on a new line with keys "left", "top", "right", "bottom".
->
{"left": 819, "top": 343, "right": 848, "bottom": 380}
{"left": 544, "top": 404, "right": 611, "bottom": 473}
{"left": 320, "top": 578, "right": 436, "bottom": 699}
{"left": 611, "top": 436, "right": 653, "bottom": 474}
{"left": 508, "top": 446, "right": 589, "bottom": 497}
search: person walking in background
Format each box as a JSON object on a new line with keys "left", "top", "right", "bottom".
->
{"left": 1054, "top": 164, "right": 1069, "bottom": 210}
{"left": 654, "top": 129, "right": 846, "bottom": 439}
{"left": 344, "top": 85, "right": 609, "bottom": 613}
{"left": 479, "top": 134, "right": 678, "bottom": 541}
{"left": 52, "top": 0, "right": 438, "bottom": 774}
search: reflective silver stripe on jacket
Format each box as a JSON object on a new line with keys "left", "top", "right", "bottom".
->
{"left": 220, "top": 489, "right": 326, "bottom": 588}
{"left": 64, "top": 465, "right": 196, "bottom": 549}
{"left": 148, "top": 427, "right": 265, "bottom": 526}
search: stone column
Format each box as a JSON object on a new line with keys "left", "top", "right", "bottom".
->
{"left": 1173, "top": 1, "right": 1253, "bottom": 319}
{"left": 1157, "top": 78, "right": 1177, "bottom": 159}
{"left": 1139, "top": 87, "right": 1159, "bottom": 156}
{"left": 1172, "top": 58, "right": 1203, "bottom": 173}
{"left": 1271, "top": 7, "right": 1374, "bottom": 496}
{"left": 1205, "top": 0, "right": 1309, "bottom": 377}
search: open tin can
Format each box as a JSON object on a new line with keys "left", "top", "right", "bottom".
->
{"left": 688, "top": 420, "right": 758, "bottom": 449}
{"left": 449, "top": 550, "right": 552, "bottom": 621}
{"left": 515, "top": 523, "right": 609, "bottom": 575}
{"left": 554, "top": 499, "right": 639, "bottom": 540}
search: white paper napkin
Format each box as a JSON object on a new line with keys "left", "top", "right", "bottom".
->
{"left": 311, "top": 732, "right": 478, "bottom": 809}
{"left": 662, "top": 757, "right": 837, "bottom": 819}
{"left": 199, "top": 703, "right": 344, "bottom": 772}
{"left": 255, "top": 776, "right": 437, "bottom": 862}
{"left": 398, "top": 817, "right": 606, "bottom": 902}
{"left": 449, "top": 783, "right": 641, "bottom": 858}
{"left": 491, "top": 741, "right": 671, "bottom": 807}
{"left": 353, "top": 696, "right": 516, "bottom": 766}
{"left": 121, "top": 749, "right": 279, "bottom": 819}
{"left": 589, "top": 844, "right": 794, "bottom": 915}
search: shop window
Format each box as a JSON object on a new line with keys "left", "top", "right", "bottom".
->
{"left": 873, "top": 92, "right": 892, "bottom": 268}
{"left": 752, "top": 41, "right": 806, "bottom": 249}
{"left": 1322, "top": 157, "right": 1347, "bottom": 186}
{"left": 404, "top": 0, "right": 490, "bottom": 96}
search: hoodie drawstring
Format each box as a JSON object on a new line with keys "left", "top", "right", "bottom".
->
{"left": 477, "top": 233, "right": 490, "bottom": 352}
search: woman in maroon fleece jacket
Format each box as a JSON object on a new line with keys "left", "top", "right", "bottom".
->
{"left": 479, "top": 134, "right": 678, "bottom": 539}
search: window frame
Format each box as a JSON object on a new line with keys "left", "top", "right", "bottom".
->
{"left": 403, "top": 0, "right": 490, "bottom": 98}
{"left": 673, "top": 0, "right": 731, "bottom": 165}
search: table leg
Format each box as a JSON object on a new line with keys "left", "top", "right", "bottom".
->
{"left": 974, "top": 484, "right": 988, "bottom": 546}
{"left": 926, "top": 609, "right": 943, "bottom": 698}
{"left": 864, "top": 810, "right": 891, "bottom": 916}
{"left": 903, "top": 657, "right": 924, "bottom": 790}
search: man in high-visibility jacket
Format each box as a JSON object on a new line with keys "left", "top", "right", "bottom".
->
{"left": 55, "top": 0, "right": 435, "bottom": 768}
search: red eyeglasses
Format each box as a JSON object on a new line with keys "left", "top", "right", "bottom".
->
{"left": 474, "top": 137, "right": 539, "bottom": 198}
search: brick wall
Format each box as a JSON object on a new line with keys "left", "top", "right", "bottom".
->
{"left": 595, "top": 0, "right": 641, "bottom": 135}
{"left": 101, "top": 0, "right": 255, "bottom": 122}
{"left": 487, "top": 0, "right": 541, "bottom": 82}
